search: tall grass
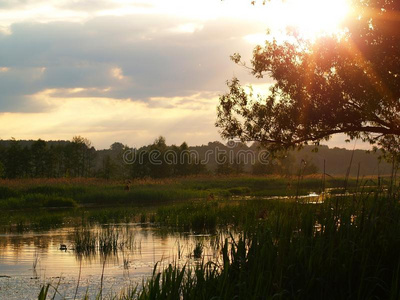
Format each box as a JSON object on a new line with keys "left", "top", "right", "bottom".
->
{"left": 73, "top": 226, "right": 136, "bottom": 257}
{"left": 29, "top": 174, "right": 400, "bottom": 299}
{"left": 123, "top": 193, "right": 400, "bottom": 299}
{"left": 0, "top": 175, "right": 365, "bottom": 212}
{"left": 1, "top": 175, "right": 352, "bottom": 232}
{"left": 0, "top": 194, "right": 77, "bottom": 210}
{"left": 35, "top": 188, "right": 400, "bottom": 299}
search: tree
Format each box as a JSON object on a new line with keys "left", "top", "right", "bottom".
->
{"left": 217, "top": 0, "right": 400, "bottom": 151}
{"left": 108, "top": 142, "right": 131, "bottom": 179}
{"left": 4, "top": 139, "right": 24, "bottom": 178}
{"left": 0, "top": 161, "right": 4, "bottom": 178}
{"left": 100, "top": 154, "right": 115, "bottom": 179}
{"left": 30, "top": 139, "right": 48, "bottom": 177}
{"left": 216, "top": 153, "right": 235, "bottom": 175}
{"left": 71, "top": 136, "right": 96, "bottom": 177}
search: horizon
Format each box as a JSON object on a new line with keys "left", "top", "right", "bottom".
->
{"left": 0, "top": 136, "right": 371, "bottom": 152}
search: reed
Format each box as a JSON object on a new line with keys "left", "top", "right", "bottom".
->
{"left": 73, "top": 226, "right": 136, "bottom": 257}
{"left": 132, "top": 195, "right": 400, "bottom": 299}
{"left": 192, "top": 242, "right": 203, "bottom": 259}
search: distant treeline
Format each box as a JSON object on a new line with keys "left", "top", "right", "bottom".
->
{"left": 0, "top": 137, "right": 96, "bottom": 179}
{"left": 0, "top": 137, "right": 393, "bottom": 179}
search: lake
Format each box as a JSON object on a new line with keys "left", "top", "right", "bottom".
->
{"left": 0, "top": 224, "right": 228, "bottom": 299}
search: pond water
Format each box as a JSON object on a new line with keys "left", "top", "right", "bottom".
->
{"left": 0, "top": 224, "right": 227, "bottom": 299}
{"left": 0, "top": 190, "right": 357, "bottom": 299}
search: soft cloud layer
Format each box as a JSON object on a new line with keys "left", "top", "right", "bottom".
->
{"left": 0, "top": 93, "right": 221, "bottom": 148}
{"left": 0, "top": 2, "right": 273, "bottom": 148}
{"left": 0, "top": 0, "right": 367, "bottom": 150}
{"left": 0, "top": 15, "right": 268, "bottom": 113}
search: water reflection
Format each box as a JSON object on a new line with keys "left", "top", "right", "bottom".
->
{"left": 0, "top": 224, "right": 231, "bottom": 299}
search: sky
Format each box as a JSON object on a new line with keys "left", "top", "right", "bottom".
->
{"left": 0, "top": 0, "right": 363, "bottom": 150}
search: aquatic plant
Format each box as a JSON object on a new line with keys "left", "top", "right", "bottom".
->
{"left": 73, "top": 227, "right": 97, "bottom": 256}
{"left": 73, "top": 226, "right": 136, "bottom": 257}
{"left": 192, "top": 242, "right": 203, "bottom": 259}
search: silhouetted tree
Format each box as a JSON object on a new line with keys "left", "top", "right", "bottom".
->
{"left": 4, "top": 139, "right": 24, "bottom": 178}
{"left": 0, "top": 137, "right": 392, "bottom": 179}
{"left": 217, "top": 0, "right": 400, "bottom": 151}
{"left": 252, "top": 161, "right": 273, "bottom": 175}
{"left": 100, "top": 154, "right": 115, "bottom": 179}
{"left": 104, "top": 142, "right": 130, "bottom": 179}
{"left": 216, "top": 153, "right": 234, "bottom": 175}
{"left": 67, "top": 136, "right": 96, "bottom": 177}
{"left": 30, "top": 139, "right": 48, "bottom": 177}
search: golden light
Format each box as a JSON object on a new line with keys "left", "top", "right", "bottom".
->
{"left": 277, "top": 0, "right": 350, "bottom": 39}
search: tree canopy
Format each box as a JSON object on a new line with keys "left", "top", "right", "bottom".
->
{"left": 217, "top": 0, "right": 400, "bottom": 152}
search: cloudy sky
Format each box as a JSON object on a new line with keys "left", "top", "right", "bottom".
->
{"left": 0, "top": 0, "right": 359, "bottom": 149}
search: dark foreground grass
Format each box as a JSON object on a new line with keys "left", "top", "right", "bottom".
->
{"left": 131, "top": 194, "right": 400, "bottom": 299}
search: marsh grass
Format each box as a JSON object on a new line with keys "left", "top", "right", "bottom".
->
{"left": 154, "top": 199, "right": 298, "bottom": 232}
{"left": 36, "top": 188, "right": 400, "bottom": 299}
{"left": 0, "top": 174, "right": 392, "bottom": 234}
{"left": 0, "top": 175, "right": 363, "bottom": 211}
{"left": 1, "top": 175, "right": 345, "bottom": 232}
{"left": 74, "top": 227, "right": 97, "bottom": 256}
{"left": 128, "top": 193, "right": 400, "bottom": 300}
{"left": 32, "top": 250, "right": 40, "bottom": 276}
{"left": 32, "top": 174, "right": 400, "bottom": 299}
{"left": 73, "top": 226, "right": 136, "bottom": 257}
{"left": 0, "top": 194, "right": 77, "bottom": 210}
{"left": 192, "top": 242, "right": 203, "bottom": 259}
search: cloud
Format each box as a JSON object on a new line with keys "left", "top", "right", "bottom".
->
{"left": 0, "top": 1, "right": 372, "bottom": 150}
{"left": 0, "top": 0, "right": 44, "bottom": 9}
{"left": 56, "top": 0, "right": 120, "bottom": 12}
{"left": 0, "top": 15, "right": 268, "bottom": 112}
{"left": 0, "top": 0, "right": 152, "bottom": 12}
{"left": 0, "top": 93, "right": 220, "bottom": 149}
{"left": 0, "top": 5, "right": 274, "bottom": 147}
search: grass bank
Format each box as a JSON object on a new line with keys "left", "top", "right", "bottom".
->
{"left": 0, "top": 175, "right": 364, "bottom": 208}
{"left": 0, "top": 175, "right": 384, "bottom": 232}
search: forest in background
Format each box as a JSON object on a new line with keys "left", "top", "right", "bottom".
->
{"left": 0, "top": 137, "right": 393, "bottom": 179}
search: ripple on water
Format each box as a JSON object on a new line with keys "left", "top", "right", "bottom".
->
{"left": 0, "top": 225, "right": 229, "bottom": 299}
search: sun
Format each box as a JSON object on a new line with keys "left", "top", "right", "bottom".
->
{"left": 269, "top": 0, "right": 351, "bottom": 40}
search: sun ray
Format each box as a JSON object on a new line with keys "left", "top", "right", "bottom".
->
{"left": 267, "top": 0, "right": 351, "bottom": 40}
